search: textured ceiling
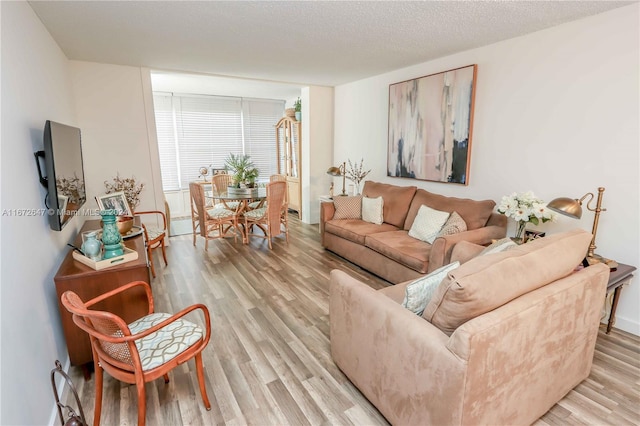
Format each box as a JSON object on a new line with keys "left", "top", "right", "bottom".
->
{"left": 29, "top": 1, "right": 632, "bottom": 87}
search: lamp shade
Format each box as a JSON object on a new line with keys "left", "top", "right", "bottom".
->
{"left": 547, "top": 197, "right": 583, "bottom": 219}
{"left": 326, "top": 166, "right": 342, "bottom": 176}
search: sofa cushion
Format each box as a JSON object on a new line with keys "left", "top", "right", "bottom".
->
{"left": 408, "top": 205, "right": 450, "bottom": 244}
{"left": 362, "top": 181, "right": 417, "bottom": 228}
{"left": 479, "top": 237, "right": 518, "bottom": 256}
{"left": 422, "top": 229, "right": 592, "bottom": 334}
{"left": 436, "top": 211, "right": 467, "bottom": 238}
{"left": 402, "top": 261, "right": 460, "bottom": 315}
{"left": 404, "top": 189, "right": 496, "bottom": 231}
{"left": 333, "top": 195, "right": 362, "bottom": 220}
{"left": 365, "top": 230, "right": 431, "bottom": 273}
{"left": 325, "top": 219, "right": 399, "bottom": 245}
{"left": 362, "top": 196, "right": 384, "bottom": 225}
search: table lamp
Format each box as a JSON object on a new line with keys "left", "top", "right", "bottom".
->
{"left": 327, "top": 162, "right": 347, "bottom": 196}
{"left": 547, "top": 186, "right": 618, "bottom": 270}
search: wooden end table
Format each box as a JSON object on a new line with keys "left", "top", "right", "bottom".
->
{"left": 605, "top": 263, "right": 636, "bottom": 334}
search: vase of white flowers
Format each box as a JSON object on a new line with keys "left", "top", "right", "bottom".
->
{"left": 497, "top": 191, "right": 556, "bottom": 243}
{"left": 345, "top": 159, "right": 371, "bottom": 195}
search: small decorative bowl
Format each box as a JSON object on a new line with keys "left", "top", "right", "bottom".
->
{"left": 116, "top": 216, "right": 134, "bottom": 235}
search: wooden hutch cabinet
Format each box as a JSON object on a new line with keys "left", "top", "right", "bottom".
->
{"left": 275, "top": 116, "right": 302, "bottom": 218}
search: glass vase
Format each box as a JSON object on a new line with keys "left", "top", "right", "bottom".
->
{"left": 513, "top": 220, "right": 527, "bottom": 244}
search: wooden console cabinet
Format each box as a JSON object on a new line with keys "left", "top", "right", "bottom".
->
{"left": 54, "top": 219, "right": 151, "bottom": 367}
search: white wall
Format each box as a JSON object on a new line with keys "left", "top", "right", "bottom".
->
{"left": 334, "top": 4, "right": 640, "bottom": 335}
{"left": 0, "top": 2, "right": 81, "bottom": 424}
{"left": 69, "top": 62, "right": 165, "bottom": 227}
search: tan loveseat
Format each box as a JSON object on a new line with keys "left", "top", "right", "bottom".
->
{"left": 320, "top": 181, "right": 507, "bottom": 283}
{"left": 329, "top": 229, "right": 609, "bottom": 426}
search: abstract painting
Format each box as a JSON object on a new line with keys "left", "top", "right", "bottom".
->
{"left": 387, "top": 64, "right": 477, "bottom": 185}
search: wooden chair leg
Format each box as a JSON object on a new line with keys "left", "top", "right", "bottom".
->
{"left": 161, "top": 240, "right": 168, "bottom": 266}
{"left": 148, "top": 247, "right": 156, "bottom": 278}
{"left": 136, "top": 375, "right": 146, "bottom": 426}
{"left": 163, "top": 373, "right": 170, "bottom": 383}
{"left": 195, "top": 353, "right": 211, "bottom": 410}
{"left": 93, "top": 362, "right": 104, "bottom": 426}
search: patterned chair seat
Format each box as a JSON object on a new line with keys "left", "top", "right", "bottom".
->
{"left": 206, "top": 207, "right": 236, "bottom": 219}
{"left": 222, "top": 200, "right": 240, "bottom": 210}
{"left": 128, "top": 313, "right": 203, "bottom": 371}
{"left": 244, "top": 207, "right": 267, "bottom": 219}
{"left": 145, "top": 227, "right": 165, "bottom": 241}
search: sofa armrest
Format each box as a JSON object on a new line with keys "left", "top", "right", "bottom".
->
{"left": 320, "top": 202, "right": 335, "bottom": 246}
{"left": 329, "top": 269, "right": 466, "bottom": 425}
{"left": 427, "top": 225, "right": 507, "bottom": 273}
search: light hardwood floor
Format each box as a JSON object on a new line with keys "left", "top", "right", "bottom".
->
{"left": 66, "top": 216, "right": 640, "bottom": 425}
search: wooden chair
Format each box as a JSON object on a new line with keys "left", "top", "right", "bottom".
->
{"left": 189, "top": 181, "right": 238, "bottom": 251}
{"left": 243, "top": 181, "right": 288, "bottom": 249}
{"left": 211, "top": 173, "right": 240, "bottom": 210}
{"left": 270, "top": 174, "right": 289, "bottom": 231}
{"left": 60, "top": 281, "right": 211, "bottom": 426}
{"left": 134, "top": 211, "right": 167, "bottom": 278}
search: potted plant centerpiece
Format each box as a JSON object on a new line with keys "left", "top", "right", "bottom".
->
{"left": 224, "top": 154, "right": 259, "bottom": 195}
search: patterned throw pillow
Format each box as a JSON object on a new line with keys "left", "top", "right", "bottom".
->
{"left": 408, "top": 205, "right": 451, "bottom": 244}
{"left": 332, "top": 195, "right": 362, "bottom": 220}
{"left": 479, "top": 237, "right": 518, "bottom": 256}
{"left": 402, "top": 261, "right": 460, "bottom": 315}
{"left": 362, "top": 196, "right": 384, "bottom": 225}
{"left": 436, "top": 211, "right": 467, "bottom": 238}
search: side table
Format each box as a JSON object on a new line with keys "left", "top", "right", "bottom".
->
{"left": 605, "top": 263, "right": 636, "bottom": 334}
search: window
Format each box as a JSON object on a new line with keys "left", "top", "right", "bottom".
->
{"left": 153, "top": 93, "right": 284, "bottom": 191}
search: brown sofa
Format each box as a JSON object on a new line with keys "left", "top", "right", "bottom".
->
{"left": 329, "top": 229, "right": 608, "bottom": 425}
{"left": 320, "top": 181, "right": 507, "bottom": 283}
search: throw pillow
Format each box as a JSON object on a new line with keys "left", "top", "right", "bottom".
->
{"left": 332, "top": 195, "right": 362, "bottom": 220}
{"left": 408, "top": 205, "right": 450, "bottom": 244}
{"left": 362, "top": 196, "right": 384, "bottom": 225}
{"left": 402, "top": 261, "right": 460, "bottom": 315}
{"left": 479, "top": 237, "right": 518, "bottom": 256}
{"left": 436, "top": 211, "right": 467, "bottom": 238}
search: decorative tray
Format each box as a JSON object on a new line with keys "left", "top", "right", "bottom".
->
{"left": 72, "top": 247, "right": 138, "bottom": 271}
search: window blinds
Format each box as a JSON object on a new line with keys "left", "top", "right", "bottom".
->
{"left": 153, "top": 93, "right": 284, "bottom": 191}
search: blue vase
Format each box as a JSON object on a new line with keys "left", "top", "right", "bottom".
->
{"left": 100, "top": 210, "right": 124, "bottom": 259}
{"left": 81, "top": 230, "right": 102, "bottom": 261}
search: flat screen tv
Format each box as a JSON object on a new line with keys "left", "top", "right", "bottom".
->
{"left": 34, "top": 120, "right": 87, "bottom": 231}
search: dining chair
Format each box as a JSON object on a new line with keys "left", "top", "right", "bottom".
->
{"left": 60, "top": 281, "right": 212, "bottom": 426}
{"left": 134, "top": 210, "right": 167, "bottom": 278}
{"left": 269, "top": 174, "right": 289, "bottom": 232}
{"left": 243, "top": 180, "right": 288, "bottom": 249}
{"left": 189, "top": 181, "right": 238, "bottom": 251}
{"left": 211, "top": 173, "right": 240, "bottom": 211}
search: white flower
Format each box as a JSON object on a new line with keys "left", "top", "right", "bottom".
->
{"left": 497, "top": 191, "right": 556, "bottom": 225}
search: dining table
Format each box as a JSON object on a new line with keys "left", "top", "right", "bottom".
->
{"left": 206, "top": 187, "right": 267, "bottom": 243}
